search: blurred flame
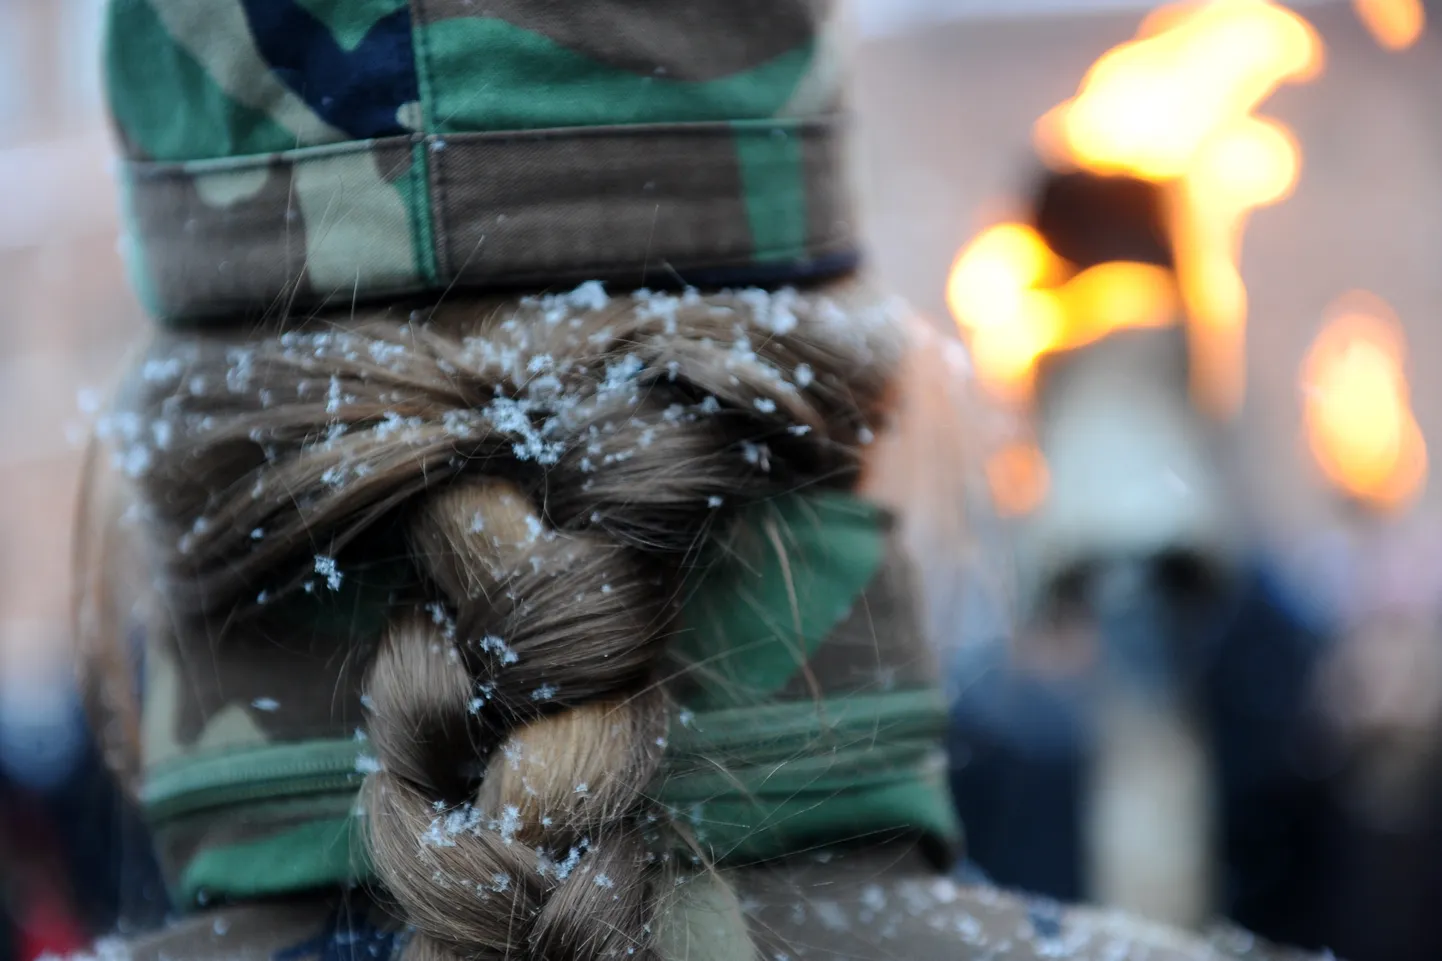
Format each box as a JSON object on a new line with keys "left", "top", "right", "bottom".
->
{"left": 987, "top": 441, "right": 1051, "bottom": 517}
{"left": 1035, "top": 1, "right": 1320, "bottom": 180}
{"left": 945, "top": 224, "right": 1062, "bottom": 401}
{"left": 948, "top": 223, "right": 1180, "bottom": 402}
{"left": 1353, "top": 0, "right": 1425, "bottom": 50}
{"left": 1173, "top": 114, "right": 1303, "bottom": 414}
{"left": 1035, "top": 0, "right": 1322, "bottom": 417}
{"left": 947, "top": 1, "right": 1324, "bottom": 414}
{"left": 1302, "top": 292, "right": 1427, "bottom": 512}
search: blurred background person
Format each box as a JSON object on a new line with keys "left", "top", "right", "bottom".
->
{"left": 921, "top": 4, "right": 1442, "bottom": 961}
{"left": 0, "top": 3, "right": 164, "bottom": 958}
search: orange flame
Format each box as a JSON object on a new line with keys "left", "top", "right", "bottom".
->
{"left": 1034, "top": 1, "right": 1320, "bottom": 180}
{"left": 948, "top": 0, "right": 1324, "bottom": 414}
{"left": 946, "top": 223, "right": 1179, "bottom": 402}
{"left": 1302, "top": 292, "right": 1427, "bottom": 512}
{"left": 987, "top": 441, "right": 1051, "bottom": 518}
{"left": 1353, "top": 0, "right": 1425, "bottom": 50}
{"left": 1038, "top": 0, "right": 1321, "bottom": 417}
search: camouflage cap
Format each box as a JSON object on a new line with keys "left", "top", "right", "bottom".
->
{"left": 103, "top": 0, "right": 859, "bottom": 323}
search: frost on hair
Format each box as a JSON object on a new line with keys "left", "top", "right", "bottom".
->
{"left": 111, "top": 281, "right": 906, "bottom": 961}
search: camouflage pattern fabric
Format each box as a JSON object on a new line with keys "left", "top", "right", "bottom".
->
{"left": 90, "top": 853, "right": 1330, "bottom": 961}
{"left": 135, "top": 490, "right": 954, "bottom": 906}
{"left": 103, "top": 0, "right": 857, "bottom": 323}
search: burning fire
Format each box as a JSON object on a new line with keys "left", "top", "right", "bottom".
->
{"left": 946, "top": 223, "right": 1178, "bottom": 402}
{"left": 947, "top": 0, "right": 1426, "bottom": 521}
{"left": 1302, "top": 292, "right": 1427, "bottom": 512}
{"left": 987, "top": 440, "right": 1051, "bottom": 518}
{"left": 1353, "top": 0, "right": 1426, "bottom": 50}
{"left": 948, "top": 0, "right": 1323, "bottom": 415}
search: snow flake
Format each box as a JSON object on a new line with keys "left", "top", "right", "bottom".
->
{"left": 568, "top": 280, "right": 609, "bottom": 311}
{"left": 325, "top": 376, "right": 344, "bottom": 414}
{"left": 861, "top": 884, "right": 887, "bottom": 911}
{"left": 314, "top": 554, "right": 343, "bottom": 591}
{"left": 142, "top": 357, "right": 184, "bottom": 384}
{"left": 479, "top": 634, "right": 520, "bottom": 666}
{"left": 496, "top": 805, "right": 522, "bottom": 844}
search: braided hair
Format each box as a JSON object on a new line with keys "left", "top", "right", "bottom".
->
{"left": 111, "top": 282, "right": 903, "bottom": 960}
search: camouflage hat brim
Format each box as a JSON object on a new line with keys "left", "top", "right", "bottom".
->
{"left": 117, "top": 118, "right": 857, "bottom": 324}
{"left": 104, "top": 0, "right": 860, "bottom": 323}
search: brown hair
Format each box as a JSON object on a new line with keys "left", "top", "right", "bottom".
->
{"left": 87, "top": 283, "right": 902, "bottom": 959}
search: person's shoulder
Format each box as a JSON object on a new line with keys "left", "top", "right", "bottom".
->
{"left": 1053, "top": 905, "right": 1333, "bottom": 961}
{"left": 733, "top": 846, "right": 1339, "bottom": 961}
{"left": 47, "top": 897, "right": 406, "bottom": 961}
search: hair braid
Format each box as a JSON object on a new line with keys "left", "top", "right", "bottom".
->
{"left": 365, "top": 478, "right": 671, "bottom": 961}
{"left": 117, "top": 285, "right": 904, "bottom": 961}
